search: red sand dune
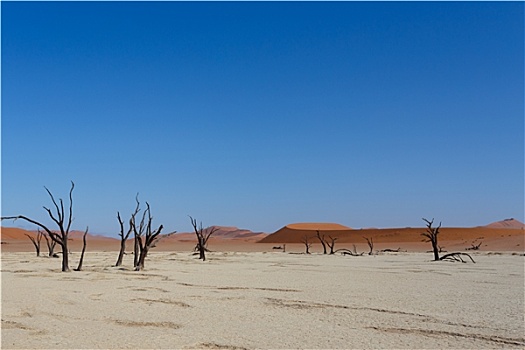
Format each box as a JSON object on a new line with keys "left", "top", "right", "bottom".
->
{"left": 162, "top": 226, "right": 268, "bottom": 242}
{"left": 1, "top": 227, "right": 120, "bottom": 252}
{"left": 2, "top": 219, "right": 523, "bottom": 253}
{"left": 0, "top": 225, "right": 267, "bottom": 252}
{"left": 484, "top": 218, "right": 524, "bottom": 229}
{"left": 259, "top": 221, "right": 524, "bottom": 252}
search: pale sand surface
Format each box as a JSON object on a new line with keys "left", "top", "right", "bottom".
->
{"left": 1, "top": 251, "right": 524, "bottom": 349}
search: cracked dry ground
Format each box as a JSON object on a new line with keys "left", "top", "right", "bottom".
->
{"left": 2, "top": 251, "right": 524, "bottom": 349}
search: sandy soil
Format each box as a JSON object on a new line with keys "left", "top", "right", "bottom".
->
{"left": 1, "top": 250, "right": 524, "bottom": 349}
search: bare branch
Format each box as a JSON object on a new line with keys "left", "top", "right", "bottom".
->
{"left": 74, "top": 227, "right": 88, "bottom": 271}
{"left": 44, "top": 186, "right": 63, "bottom": 223}
{"left": 440, "top": 252, "right": 476, "bottom": 263}
{"left": 2, "top": 215, "right": 61, "bottom": 245}
{"left": 66, "top": 181, "right": 75, "bottom": 234}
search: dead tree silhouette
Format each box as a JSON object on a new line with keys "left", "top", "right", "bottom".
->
{"left": 301, "top": 235, "right": 313, "bottom": 254}
{"left": 2, "top": 181, "right": 79, "bottom": 272}
{"left": 132, "top": 200, "right": 164, "bottom": 271}
{"left": 189, "top": 216, "right": 218, "bottom": 261}
{"left": 25, "top": 229, "right": 43, "bottom": 256}
{"left": 421, "top": 218, "right": 475, "bottom": 263}
{"left": 316, "top": 230, "right": 328, "bottom": 254}
{"left": 115, "top": 195, "right": 140, "bottom": 267}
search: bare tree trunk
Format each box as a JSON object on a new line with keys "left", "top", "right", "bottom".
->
{"left": 198, "top": 236, "right": 206, "bottom": 261}
{"left": 421, "top": 218, "right": 441, "bottom": 261}
{"left": 43, "top": 233, "right": 57, "bottom": 257}
{"left": 135, "top": 246, "right": 149, "bottom": 271}
{"left": 62, "top": 240, "right": 70, "bottom": 272}
{"left": 115, "top": 207, "right": 136, "bottom": 267}
{"left": 190, "top": 217, "right": 217, "bottom": 262}
{"left": 327, "top": 236, "right": 337, "bottom": 254}
{"left": 25, "top": 230, "right": 43, "bottom": 256}
{"left": 129, "top": 201, "right": 163, "bottom": 271}
{"left": 116, "top": 240, "right": 126, "bottom": 267}
{"left": 134, "top": 236, "right": 140, "bottom": 268}
{"left": 74, "top": 228, "right": 88, "bottom": 271}
{"left": 301, "top": 235, "right": 312, "bottom": 254}
{"left": 316, "top": 231, "right": 327, "bottom": 254}
{"left": 363, "top": 236, "right": 374, "bottom": 255}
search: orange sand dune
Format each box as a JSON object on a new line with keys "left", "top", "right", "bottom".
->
{"left": 259, "top": 223, "right": 524, "bottom": 252}
{"left": 0, "top": 226, "right": 266, "bottom": 253}
{"left": 3, "top": 221, "right": 524, "bottom": 253}
{"left": 484, "top": 218, "right": 524, "bottom": 229}
{"left": 165, "top": 226, "right": 268, "bottom": 242}
{"left": 1, "top": 227, "right": 120, "bottom": 252}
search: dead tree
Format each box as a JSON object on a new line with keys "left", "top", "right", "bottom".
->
{"left": 440, "top": 252, "right": 476, "bottom": 263}
{"left": 336, "top": 246, "right": 364, "bottom": 256}
{"left": 189, "top": 216, "right": 218, "bottom": 261}
{"left": 132, "top": 201, "right": 163, "bottom": 271}
{"left": 74, "top": 227, "right": 88, "bottom": 271}
{"left": 421, "top": 218, "right": 441, "bottom": 261}
{"left": 316, "top": 230, "right": 327, "bottom": 254}
{"left": 421, "top": 218, "right": 475, "bottom": 263}
{"left": 327, "top": 236, "right": 338, "bottom": 254}
{"left": 466, "top": 240, "right": 482, "bottom": 251}
{"left": 132, "top": 199, "right": 147, "bottom": 268}
{"left": 25, "top": 229, "right": 44, "bottom": 256}
{"left": 115, "top": 196, "right": 140, "bottom": 267}
{"left": 301, "top": 235, "right": 313, "bottom": 254}
{"left": 42, "top": 231, "right": 58, "bottom": 257}
{"left": 2, "top": 181, "right": 76, "bottom": 272}
{"left": 363, "top": 236, "right": 374, "bottom": 255}
{"left": 379, "top": 248, "right": 401, "bottom": 253}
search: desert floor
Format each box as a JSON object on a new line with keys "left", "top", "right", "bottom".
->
{"left": 1, "top": 250, "right": 524, "bottom": 349}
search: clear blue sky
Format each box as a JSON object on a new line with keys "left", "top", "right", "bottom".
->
{"left": 2, "top": 2, "right": 523, "bottom": 237}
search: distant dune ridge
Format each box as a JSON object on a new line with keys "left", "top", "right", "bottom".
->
{"left": 163, "top": 226, "right": 268, "bottom": 243}
{"left": 484, "top": 218, "right": 524, "bottom": 229}
{"left": 259, "top": 222, "right": 353, "bottom": 244}
{"left": 1, "top": 219, "right": 523, "bottom": 252}
{"left": 258, "top": 220, "right": 524, "bottom": 252}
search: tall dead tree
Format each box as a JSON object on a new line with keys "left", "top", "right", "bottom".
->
{"left": 2, "top": 181, "right": 76, "bottom": 272}
{"left": 327, "top": 235, "right": 338, "bottom": 254}
{"left": 316, "top": 230, "right": 328, "bottom": 254}
{"left": 25, "top": 229, "right": 43, "bottom": 256}
{"left": 189, "top": 216, "right": 218, "bottom": 261}
{"left": 421, "top": 218, "right": 441, "bottom": 261}
{"left": 115, "top": 196, "right": 139, "bottom": 267}
{"left": 74, "top": 227, "right": 88, "bottom": 271}
{"left": 301, "top": 235, "right": 312, "bottom": 254}
{"left": 132, "top": 201, "right": 164, "bottom": 271}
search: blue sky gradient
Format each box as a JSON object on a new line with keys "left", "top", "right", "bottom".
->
{"left": 2, "top": 2, "right": 523, "bottom": 236}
